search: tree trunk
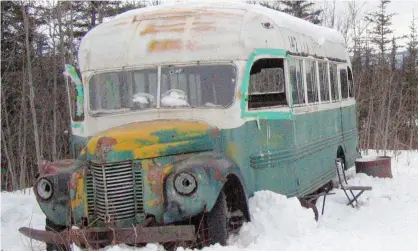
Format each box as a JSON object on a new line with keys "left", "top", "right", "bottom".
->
{"left": 1, "top": 130, "right": 19, "bottom": 190}
{"left": 22, "top": 5, "right": 42, "bottom": 170}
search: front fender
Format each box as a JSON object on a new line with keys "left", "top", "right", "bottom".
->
{"left": 34, "top": 159, "right": 80, "bottom": 226}
{"left": 163, "top": 152, "right": 247, "bottom": 224}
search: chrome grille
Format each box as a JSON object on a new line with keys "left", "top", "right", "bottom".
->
{"left": 86, "top": 161, "right": 144, "bottom": 221}
{"left": 86, "top": 173, "right": 95, "bottom": 217}
{"left": 133, "top": 168, "right": 144, "bottom": 214}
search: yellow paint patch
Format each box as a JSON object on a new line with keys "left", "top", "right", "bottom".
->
{"left": 163, "top": 164, "right": 173, "bottom": 176}
{"left": 140, "top": 23, "right": 186, "bottom": 36}
{"left": 148, "top": 39, "right": 182, "bottom": 52}
{"left": 86, "top": 120, "right": 211, "bottom": 156}
{"left": 71, "top": 175, "right": 84, "bottom": 209}
{"left": 147, "top": 199, "right": 157, "bottom": 207}
{"left": 138, "top": 9, "right": 198, "bottom": 19}
{"left": 227, "top": 143, "right": 237, "bottom": 158}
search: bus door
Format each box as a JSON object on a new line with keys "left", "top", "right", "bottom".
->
{"left": 243, "top": 55, "right": 298, "bottom": 197}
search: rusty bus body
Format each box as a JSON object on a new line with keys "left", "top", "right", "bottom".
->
{"left": 19, "top": 2, "right": 359, "bottom": 250}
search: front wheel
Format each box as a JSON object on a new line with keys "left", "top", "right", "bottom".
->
{"left": 207, "top": 191, "right": 228, "bottom": 245}
{"left": 206, "top": 190, "right": 247, "bottom": 246}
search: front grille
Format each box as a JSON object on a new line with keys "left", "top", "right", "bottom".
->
{"left": 86, "top": 161, "right": 144, "bottom": 222}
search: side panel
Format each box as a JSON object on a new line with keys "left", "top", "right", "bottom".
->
{"left": 234, "top": 48, "right": 358, "bottom": 198}
{"left": 292, "top": 107, "right": 344, "bottom": 195}
{"left": 221, "top": 120, "right": 298, "bottom": 197}
{"left": 341, "top": 103, "right": 360, "bottom": 167}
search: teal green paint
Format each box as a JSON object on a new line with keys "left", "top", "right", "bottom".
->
{"left": 134, "top": 138, "right": 155, "bottom": 146}
{"left": 240, "top": 48, "right": 294, "bottom": 120}
{"left": 221, "top": 104, "right": 358, "bottom": 197}
{"left": 71, "top": 103, "right": 358, "bottom": 228}
{"left": 70, "top": 134, "right": 88, "bottom": 159}
{"left": 64, "top": 64, "right": 84, "bottom": 117}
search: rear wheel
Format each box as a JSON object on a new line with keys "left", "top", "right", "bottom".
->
{"left": 45, "top": 219, "right": 69, "bottom": 251}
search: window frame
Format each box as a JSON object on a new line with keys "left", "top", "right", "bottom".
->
{"left": 347, "top": 66, "right": 355, "bottom": 98}
{"left": 86, "top": 62, "right": 239, "bottom": 117}
{"left": 245, "top": 57, "right": 290, "bottom": 111}
{"left": 288, "top": 56, "right": 307, "bottom": 107}
{"left": 304, "top": 58, "right": 320, "bottom": 105}
{"left": 318, "top": 60, "right": 331, "bottom": 103}
{"left": 329, "top": 62, "right": 340, "bottom": 102}
{"left": 339, "top": 67, "right": 349, "bottom": 100}
{"left": 287, "top": 57, "right": 351, "bottom": 107}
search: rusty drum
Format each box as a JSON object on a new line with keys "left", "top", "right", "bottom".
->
{"left": 355, "top": 156, "right": 392, "bottom": 178}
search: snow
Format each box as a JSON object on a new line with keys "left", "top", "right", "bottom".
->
{"left": 132, "top": 93, "right": 155, "bottom": 105}
{"left": 2, "top": 150, "right": 418, "bottom": 251}
{"left": 79, "top": 2, "right": 345, "bottom": 73}
{"left": 161, "top": 90, "right": 190, "bottom": 107}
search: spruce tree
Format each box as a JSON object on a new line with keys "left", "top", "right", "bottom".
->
{"left": 280, "top": 0, "right": 322, "bottom": 24}
{"left": 405, "top": 12, "right": 417, "bottom": 84}
{"left": 365, "top": 0, "right": 395, "bottom": 64}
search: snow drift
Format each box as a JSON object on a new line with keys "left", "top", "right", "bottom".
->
{"left": 1, "top": 150, "right": 418, "bottom": 251}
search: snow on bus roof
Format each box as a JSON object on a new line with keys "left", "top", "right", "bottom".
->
{"left": 78, "top": 2, "right": 347, "bottom": 72}
{"left": 107, "top": 1, "right": 344, "bottom": 44}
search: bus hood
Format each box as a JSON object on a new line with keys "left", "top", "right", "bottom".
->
{"left": 83, "top": 120, "right": 219, "bottom": 163}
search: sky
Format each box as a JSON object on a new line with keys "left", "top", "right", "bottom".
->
{"left": 163, "top": 0, "right": 417, "bottom": 48}
{"left": 334, "top": 0, "right": 417, "bottom": 47}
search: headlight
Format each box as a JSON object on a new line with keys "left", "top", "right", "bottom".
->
{"left": 174, "top": 172, "right": 197, "bottom": 195}
{"left": 36, "top": 178, "right": 53, "bottom": 200}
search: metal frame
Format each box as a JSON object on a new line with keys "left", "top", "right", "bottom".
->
{"left": 335, "top": 158, "right": 372, "bottom": 208}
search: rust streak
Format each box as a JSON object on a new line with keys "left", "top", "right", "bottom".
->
{"left": 192, "top": 21, "right": 215, "bottom": 26}
{"left": 133, "top": 10, "right": 198, "bottom": 21}
{"left": 147, "top": 162, "right": 164, "bottom": 196}
{"left": 203, "top": 11, "right": 243, "bottom": 18}
{"left": 191, "top": 25, "right": 217, "bottom": 32}
{"left": 148, "top": 40, "right": 182, "bottom": 52}
{"left": 140, "top": 24, "right": 185, "bottom": 36}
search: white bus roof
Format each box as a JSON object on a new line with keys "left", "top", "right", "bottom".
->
{"left": 78, "top": 2, "right": 348, "bottom": 73}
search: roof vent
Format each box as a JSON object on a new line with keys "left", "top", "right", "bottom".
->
{"left": 262, "top": 22, "right": 273, "bottom": 29}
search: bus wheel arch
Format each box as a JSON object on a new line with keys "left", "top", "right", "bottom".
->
{"left": 223, "top": 174, "right": 250, "bottom": 222}
{"left": 337, "top": 146, "right": 347, "bottom": 170}
{"left": 205, "top": 174, "right": 249, "bottom": 246}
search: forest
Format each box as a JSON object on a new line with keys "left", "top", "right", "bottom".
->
{"left": 1, "top": 0, "right": 417, "bottom": 191}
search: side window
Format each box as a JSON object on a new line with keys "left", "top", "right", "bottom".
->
{"left": 318, "top": 62, "right": 330, "bottom": 102}
{"left": 305, "top": 59, "right": 318, "bottom": 103}
{"left": 248, "top": 58, "right": 287, "bottom": 109}
{"left": 340, "top": 69, "right": 348, "bottom": 99}
{"left": 347, "top": 66, "right": 354, "bottom": 98}
{"left": 288, "top": 57, "right": 305, "bottom": 105}
{"left": 329, "top": 63, "right": 339, "bottom": 101}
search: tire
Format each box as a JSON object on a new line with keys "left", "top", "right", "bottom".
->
{"left": 207, "top": 191, "right": 228, "bottom": 246}
{"left": 45, "top": 218, "right": 69, "bottom": 251}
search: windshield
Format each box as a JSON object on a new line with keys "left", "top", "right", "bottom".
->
{"left": 89, "top": 65, "right": 236, "bottom": 114}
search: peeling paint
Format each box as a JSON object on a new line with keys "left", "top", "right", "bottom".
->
{"left": 63, "top": 64, "right": 84, "bottom": 117}
{"left": 85, "top": 120, "right": 214, "bottom": 161}
{"left": 70, "top": 172, "right": 84, "bottom": 209}
{"left": 140, "top": 23, "right": 186, "bottom": 36}
{"left": 148, "top": 39, "right": 182, "bottom": 52}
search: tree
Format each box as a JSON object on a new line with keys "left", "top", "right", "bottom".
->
{"left": 280, "top": 0, "right": 322, "bottom": 24}
{"left": 405, "top": 12, "right": 417, "bottom": 82}
{"left": 365, "top": 0, "right": 395, "bottom": 64}
{"left": 404, "top": 12, "right": 418, "bottom": 149}
{"left": 22, "top": 4, "right": 43, "bottom": 170}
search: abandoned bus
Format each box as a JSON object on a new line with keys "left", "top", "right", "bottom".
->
{"left": 20, "top": 2, "right": 359, "bottom": 250}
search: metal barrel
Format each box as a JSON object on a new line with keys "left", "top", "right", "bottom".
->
{"left": 355, "top": 156, "right": 392, "bottom": 179}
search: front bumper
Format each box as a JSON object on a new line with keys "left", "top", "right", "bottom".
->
{"left": 19, "top": 224, "right": 195, "bottom": 249}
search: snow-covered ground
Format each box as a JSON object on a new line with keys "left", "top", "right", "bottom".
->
{"left": 2, "top": 150, "right": 417, "bottom": 251}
